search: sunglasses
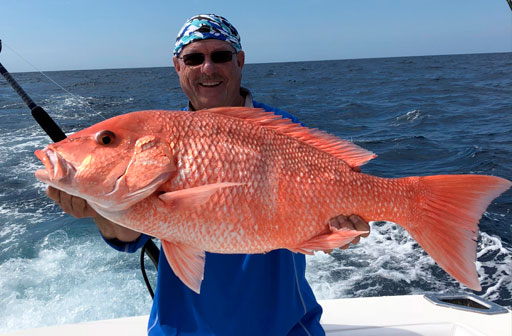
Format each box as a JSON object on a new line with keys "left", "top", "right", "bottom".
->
{"left": 179, "top": 50, "right": 236, "bottom": 66}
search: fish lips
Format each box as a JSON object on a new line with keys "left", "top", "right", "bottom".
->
{"left": 34, "top": 148, "right": 76, "bottom": 184}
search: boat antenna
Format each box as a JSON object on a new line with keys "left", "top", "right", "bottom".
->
{"left": 0, "top": 39, "right": 160, "bottom": 298}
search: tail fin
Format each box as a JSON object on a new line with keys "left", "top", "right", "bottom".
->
{"left": 405, "top": 175, "right": 511, "bottom": 291}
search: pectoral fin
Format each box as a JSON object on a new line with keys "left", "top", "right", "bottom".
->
{"left": 161, "top": 240, "right": 206, "bottom": 294}
{"left": 158, "top": 182, "right": 244, "bottom": 209}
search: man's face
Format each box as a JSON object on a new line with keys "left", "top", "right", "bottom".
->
{"left": 173, "top": 39, "right": 245, "bottom": 110}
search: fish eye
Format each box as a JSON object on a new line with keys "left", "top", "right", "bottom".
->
{"left": 95, "top": 130, "right": 116, "bottom": 145}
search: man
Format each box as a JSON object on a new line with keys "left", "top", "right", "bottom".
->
{"left": 47, "top": 14, "right": 370, "bottom": 335}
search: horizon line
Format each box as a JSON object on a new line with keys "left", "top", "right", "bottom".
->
{"left": 9, "top": 50, "right": 512, "bottom": 74}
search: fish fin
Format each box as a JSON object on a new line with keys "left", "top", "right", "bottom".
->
{"left": 202, "top": 107, "right": 376, "bottom": 167}
{"left": 161, "top": 240, "right": 205, "bottom": 294}
{"left": 158, "top": 182, "right": 244, "bottom": 208}
{"left": 403, "top": 175, "right": 512, "bottom": 291}
{"left": 289, "top": 228, "right": 368, "bottom": 255}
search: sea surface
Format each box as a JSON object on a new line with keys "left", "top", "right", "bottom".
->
{"left": 0, "top": 52, "right": 511, "bottom": 332}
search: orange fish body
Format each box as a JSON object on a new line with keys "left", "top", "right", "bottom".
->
{"left": 35, "top": 107, "right": 511, "bottom": 293}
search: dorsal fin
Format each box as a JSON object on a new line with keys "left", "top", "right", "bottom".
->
{"left": 202, "top": 107, "right": 376, "bottom": 167}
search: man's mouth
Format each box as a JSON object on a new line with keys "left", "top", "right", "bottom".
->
{"left": 199, "top": 81, "right": 222, "bottom": 88}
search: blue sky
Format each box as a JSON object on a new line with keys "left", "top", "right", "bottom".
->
{"left": 1, "top": 0, "right": 511, "bottom": 72}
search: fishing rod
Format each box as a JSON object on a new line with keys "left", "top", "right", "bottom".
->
{"left": 0, "top": 39, "right": 159, "bottom": 298}
{"left": 0, "top": 40, "right": 66, "bottom": 142}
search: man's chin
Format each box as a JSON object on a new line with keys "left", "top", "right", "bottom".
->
{"left": 193, "top": 97, "right": 227, "bottom": 110}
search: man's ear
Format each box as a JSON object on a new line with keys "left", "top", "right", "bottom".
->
{"left": 173, "top": 56, "right": 181, "bottom": 73}
{"left": 236, "top": 50, "right": 245, "bottom": 69}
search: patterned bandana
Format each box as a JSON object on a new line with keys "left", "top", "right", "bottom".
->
{"left": 173, "top": 14, "right": 242, "bottom": 56}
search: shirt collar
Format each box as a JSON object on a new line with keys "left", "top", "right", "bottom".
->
{"left": 241, "top": 87, "right": 254, "bottom": 108}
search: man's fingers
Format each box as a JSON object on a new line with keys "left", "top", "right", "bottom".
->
{"left": 46, "top": 186, "right": 94, "bottom": 218}
{"left": 58, "top": 190, "right": 73, "bottom": 214}
{"left": 71, "top": 195, "right": 88, "bottom": 217}
{"left": 327, "top": 214, "right": 371, "bottom": 253}
{"left": 350, "top": 236, "right": 361, "bottom": 245}
{"left": 46, "top": 186, "right": 60, "bottom": 203}
{"left": 83, "top": 203, "right": 98, "bottom": 217}
{"left": 348, "top": 215, "right": 370, "bottom": 238}
{"left": 329, "top": 215, "right": 349, "bottom": 230}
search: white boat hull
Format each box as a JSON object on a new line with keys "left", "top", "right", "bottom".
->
{"left": 2, "top": 295, "right": 511, "bottom": 336}
{"left": 321, "top": 295, "right": 511, "bottom": 336}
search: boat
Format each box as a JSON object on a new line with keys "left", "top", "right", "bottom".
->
{"left": 2, "top": 293, "right": 510, "bottom": 336}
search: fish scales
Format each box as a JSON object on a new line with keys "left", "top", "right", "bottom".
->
{"left": 34, "top": 107, "right": 512, "bottom": 293}
{"left": 143, "top": 110, "right": 352, "bottom": 252}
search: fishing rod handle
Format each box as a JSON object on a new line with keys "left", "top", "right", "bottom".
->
{"left": 31, "top": 106, "right": 67, "bottom": 142}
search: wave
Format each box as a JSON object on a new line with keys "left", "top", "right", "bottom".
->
{"left": 395, "top": 109, "right": 424, "bottom": 123}
{"left": 0, "top": 231, "right": 154, "bottom": 332}
{"left": 306, "top": 222, "right": 512, "bottom": 309}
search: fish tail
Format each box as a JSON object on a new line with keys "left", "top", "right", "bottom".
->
{"left": 403, "top": 175, "right": 511, "bottom": 291}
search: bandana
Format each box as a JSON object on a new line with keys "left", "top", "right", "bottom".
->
{"left": 173, "top": 14, "right": 242, "bottom": 56}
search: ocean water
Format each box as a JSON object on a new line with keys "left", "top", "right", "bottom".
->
{"left": 0, "top": 52, "right": 511, "bottom": 331}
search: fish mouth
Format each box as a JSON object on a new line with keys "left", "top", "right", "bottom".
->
{"left": 34, "top": 148, "right": 76, "bottom": 183}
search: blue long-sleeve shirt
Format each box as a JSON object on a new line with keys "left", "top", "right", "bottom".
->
{"left": 104, "top": 95, "right": 324, "bottom": 336}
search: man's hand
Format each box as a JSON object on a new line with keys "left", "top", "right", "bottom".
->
{"left": 329, "top": 214, "right": 370, "bottom": 251}
{"left": 326, "top": 166, "right": 370, "bottom": 250}
{"left": 46, "top": 186, "right": 97, "bottom": 218}
{"left": 46, "top": 186, "right": 141, "bottom": 242}
{"left": 93, "top": 215, "right": 142, "bottom": 242}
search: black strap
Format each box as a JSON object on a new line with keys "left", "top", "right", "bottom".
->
{"left": 140, "top": 239, "right": 160, "bottom": 298}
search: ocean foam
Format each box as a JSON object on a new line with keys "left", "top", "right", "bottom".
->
{"left": 477, "top": 233, "right": 512, "bottom": 305}
{"left": 306, "top": 221, "right": 512, "bottom": 306}
{"left": 0, "top": 233, "right": 154, "bottom": 332}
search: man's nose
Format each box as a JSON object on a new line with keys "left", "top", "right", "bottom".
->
{"left": 201, "top": 56, "right": 217, "bottom": 74}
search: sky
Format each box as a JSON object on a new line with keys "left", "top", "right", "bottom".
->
{"left": 1, "top": 0, "right": 511, "bottom": 72}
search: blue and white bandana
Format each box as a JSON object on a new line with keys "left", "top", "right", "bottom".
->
{"left": 173, "top": 14, "right": 242, "bottom": 56}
